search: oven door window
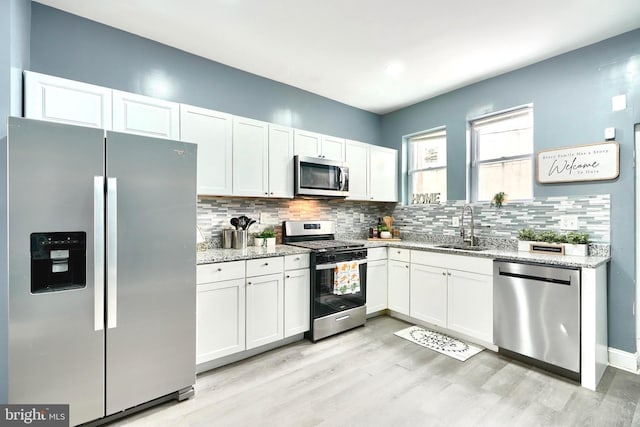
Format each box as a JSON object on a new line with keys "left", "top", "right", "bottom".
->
{"left": 314, "top": 263, "right": 366, "bottom": 319}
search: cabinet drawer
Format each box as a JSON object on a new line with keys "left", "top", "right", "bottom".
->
{"left": 247, "top": 256, "right": 284, "bottom": 277}
{"left": 197, "top": 260, "right": 245, "bottom": 284}
{"left": 388, "top": 247, "right": 410, "bottom": 262}
{"left": 367, "top": 247, "right": 387, "bottom": 261}
{"left": 410, "top": 250, "right": 492, "bottom": 275}
{"left": 284, "top": 253, "right": 310, "bottom": 270}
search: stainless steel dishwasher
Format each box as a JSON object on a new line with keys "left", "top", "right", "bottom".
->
{"left": 494, "top": 260, "right": 581, "bottom": 379}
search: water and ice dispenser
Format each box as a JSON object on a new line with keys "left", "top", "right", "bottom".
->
{"left": 30, "top": 232, "right": 87, "bottom": 293}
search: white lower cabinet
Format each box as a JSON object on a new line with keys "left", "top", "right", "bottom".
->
{"left": 196, "top": 261, "right": 247, "bottom": 364}
{"left": 246, "top": 272, "right": 284, "bottom": 349}
{"left": 196, "top": 279, "right": 246, "bottom": 364}
{"left": 387, "top": 259, "right": 410, "bottom": 315}
{"left": 447, "top": 270, "right": 493, "bottom": 343}
{"left": 366, "top": 247, "right": 388, "bottom": 314}
{"left": 410, "top": 264, "right": 447, "bottom": 326}
{"left": 284, "top": 268, "right": 310, "bottom": 337}
{"left": 409, "top": 250, "right": 493, "bottom": 343}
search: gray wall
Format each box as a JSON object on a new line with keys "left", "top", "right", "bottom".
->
{"left": 382, "top": 29, "right": 640, "bottom": 353}
{"left": 0, "top": 0, "right": 31, "bottom": 405}
{"left": 29, "top": 3, "right": 381, "bottom": 145}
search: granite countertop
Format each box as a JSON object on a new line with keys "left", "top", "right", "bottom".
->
{"left": 349, "top": 239, "right": 610, "bottom": 268}
{"left": 197, "top": 240, "right": 610, "bottom": 268}
{"left": 197, "top": 245, "right": 311, "bottom": 265}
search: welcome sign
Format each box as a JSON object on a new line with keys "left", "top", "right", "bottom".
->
{"left": 536, "top": 141, "right": 619, "bottom": 184}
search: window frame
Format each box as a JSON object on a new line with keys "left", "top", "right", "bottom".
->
{"left": 407, "top": 127, "right": 447, "bottom": 204}
{"left": 469, "top": 105, "right": 534, "bottom": 202}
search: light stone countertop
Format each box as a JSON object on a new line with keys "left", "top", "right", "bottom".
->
{"left": 350, "top": 239, "right": 610, "bottom": 268}
{"left": 197, "top": 240, "right": 609, "bottom": 268}
{"left": 197, "top": 245, "right": 311, "bottom": 265}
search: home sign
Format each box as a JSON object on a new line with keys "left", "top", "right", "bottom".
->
{"left": 536, "top": 141, "right": 619, "bottom": 184}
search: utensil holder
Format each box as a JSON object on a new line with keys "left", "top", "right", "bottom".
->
{"left": 222, "top": 229, "right": 234, "bottom": 249}
{"left": 232, "top": 230, "right": 248, "bottom": 249}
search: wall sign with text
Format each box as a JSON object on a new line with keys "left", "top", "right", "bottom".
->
{"left": 536, "top": 141, "right": 619, "bottom": 184}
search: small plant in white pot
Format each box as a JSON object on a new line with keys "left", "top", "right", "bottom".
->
{"left": 255, "top": 229, "right": 276, "bottom": 247}
{"left": 565, "top": 231, "right": 590, "bottom": 256}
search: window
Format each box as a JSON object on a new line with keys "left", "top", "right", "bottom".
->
{"left": 408, "top": 128, "right": 447, "bottom": 203}
{"left": 470, "top": 107, "right": 533, "bottom": 202}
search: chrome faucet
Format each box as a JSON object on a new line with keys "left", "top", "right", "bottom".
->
{"left": 460, "top": 204, "right": 476, "bottom": 247}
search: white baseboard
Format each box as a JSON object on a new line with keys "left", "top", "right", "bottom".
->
{"left": 608, "top": 347, "right": 639, "bottom": 373}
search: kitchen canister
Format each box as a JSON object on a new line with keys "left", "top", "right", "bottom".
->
{"left": 222, "top": 229, "right": 234, "bottom": 249}
{"left": 232, "top": 230, "right": 248, "bottom": 249}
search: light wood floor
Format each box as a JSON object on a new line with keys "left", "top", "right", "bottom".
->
{"left": 110, "top": 316, "right": 640, "bottom": 426}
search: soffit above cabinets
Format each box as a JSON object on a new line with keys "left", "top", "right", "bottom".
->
{"left": 34, "top": 0, "right": 640, "bottom": 114}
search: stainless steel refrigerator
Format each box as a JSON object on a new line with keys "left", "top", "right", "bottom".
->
{"left": 7, "top": 117, "right": 197, "bottom": 426}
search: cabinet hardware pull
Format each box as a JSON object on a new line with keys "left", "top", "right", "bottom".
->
{"left": 294, "top": 257, "right": 300, "bottom": 261}
{"left": 448, "top": 272, "right": 452, "bottom": 276}
{"left": 264, "top": 262, "right": 269, "bottom": 266}
{"left": 217, "top": 268, "right": 222, "bottom": 272}
{"left": 442, "top": 272, "right": 446, "bottom": 276}
{"left": 247, "top": 282, "right": 252, "bottom": 285}
{"left": 286, "top": 275, "right": 290, "bottom": 278}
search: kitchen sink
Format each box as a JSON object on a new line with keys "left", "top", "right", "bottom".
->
{"left": 435, "top": 244, "right": 487, "bottom": 252}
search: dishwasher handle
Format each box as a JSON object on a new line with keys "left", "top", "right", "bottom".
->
{"left": 497, "top": 269, "right": 572, "bottom": 286}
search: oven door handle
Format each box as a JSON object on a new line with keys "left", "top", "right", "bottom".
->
{"left": 315, "top": 259, "right": 367, "bottom": 270}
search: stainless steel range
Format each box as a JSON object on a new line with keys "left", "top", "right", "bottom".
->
{"left": 283, "top": 221, "right": 367, "bottom": 341}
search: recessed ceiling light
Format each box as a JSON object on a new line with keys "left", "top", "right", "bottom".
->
{"left": 385, "top": 61, "right": 405, "bottom": 76}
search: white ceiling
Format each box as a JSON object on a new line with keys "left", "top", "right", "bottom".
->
{"left": 35, "top": 0, "right": 640, "bottom": 114}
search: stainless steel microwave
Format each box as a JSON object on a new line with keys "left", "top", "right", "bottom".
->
{"left": 294, "top": 155, "right": 349, "bottom": 198}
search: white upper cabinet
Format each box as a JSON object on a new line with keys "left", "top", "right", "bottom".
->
{"left": 24, "top": 71, "right": 112, "bottom": 129}
{"left": 180, "top": 104, "right": 233, "bottom": 196}
{"left": 232, "top": 116, "right": 269, "bottom": 197}
{"left": 293, "top": 129, "right": 322, "bottom": 158}
{"left": 268, "top": 124, "right": 294, "bottom": 198}
{"left": 294, "top": 130, "right": 345, "bottom": 161}
{"left": 112, "top": 90, "right": 179, "bottom": 139}
{"left": 345, "top": 140, "right": 369, "bottom": 201}
{"left": 320, "top": 135, "right": 346, "bottom": 160}
{"left": 369, "top": 145, "right": 398, "bottom": 202}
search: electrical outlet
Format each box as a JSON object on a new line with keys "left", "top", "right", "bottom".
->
{"left": 452, "top": 216, "right": 460, "bottom": 227}
{"left": 360, "top": 213, "right": 365, "bottom": 222}
{"left": 559, "top": 215, "right": 578, "bottom": 230}
{"left": 259, "top": 212, "right": 263, "bottom": 224}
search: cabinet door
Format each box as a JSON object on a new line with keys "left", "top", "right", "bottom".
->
{"left": 369, "top": 146, "right": 398, "bottom": 202}
{"left": 284, "top": 268, "right": 310, "bottom": 337}
{"left": 448, "top": 270, "right": 493, "bottom": 343}
{"left": 410, "top": 264, "right": 447, "bottom": 326}
{"left": 321, "top": 135, "right": 345, "bottom": 160}
{"left": 246, "top": 273, "right": 284, "bottom": 349}
{"left": 387, "top": 260, "right": 410, "bottom": 315}
{"left": 196, "top": 279, "right": 246, "bottom": 364}
{"left": 294, "top": 129, "right": 322, "bottom": 158}
{"left": 180, "top": 105, "right": 233, "bottom": 195}
{"left": 366, "top": 259, "right": 388, "bottom": 314}
{"left": 112, "top": 90, "right": 179, "bottom": 139}
{"left": 345, "top": 140, "right": 369, "bottom": 201}
{"left": 233, "top": 116, "right": 269, "bottom": 197}
{"left": 24, "top": 71, "right": 112, "bottom": 129}
{"left": 268, "top": 124, "right": 294, "bottom": 198}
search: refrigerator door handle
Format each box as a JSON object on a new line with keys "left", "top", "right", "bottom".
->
{"left": 107, "top": 177, "right": 118, "bottom": 329}
{"left": 94, "top": 176, "right": 105, "bottom": 331}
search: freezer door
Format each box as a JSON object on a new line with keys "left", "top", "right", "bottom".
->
{"left": 105, "top": 131, "right": 196, "bottom": 415}
{"left": 7, "top": 117, "right": 106, "bottom": 426}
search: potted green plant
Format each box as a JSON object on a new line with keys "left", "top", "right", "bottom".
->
{"left": 491, "top": 192, "right": 506, "bottom": 208}
{"left": 254, "top": 229, "right": 276, "bottom": 247}
{"left": 565, "top": 231, "right": 590, "bottom": 256}
{"left": 517, "top": 228, "right": 589, "bottom": 256}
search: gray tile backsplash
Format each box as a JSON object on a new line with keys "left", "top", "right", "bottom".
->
{"left": 197, "top": 194, "right": 610, "bottom": 252}
{"left": 197, "top": 197, "right": 394, "bottom": 247}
